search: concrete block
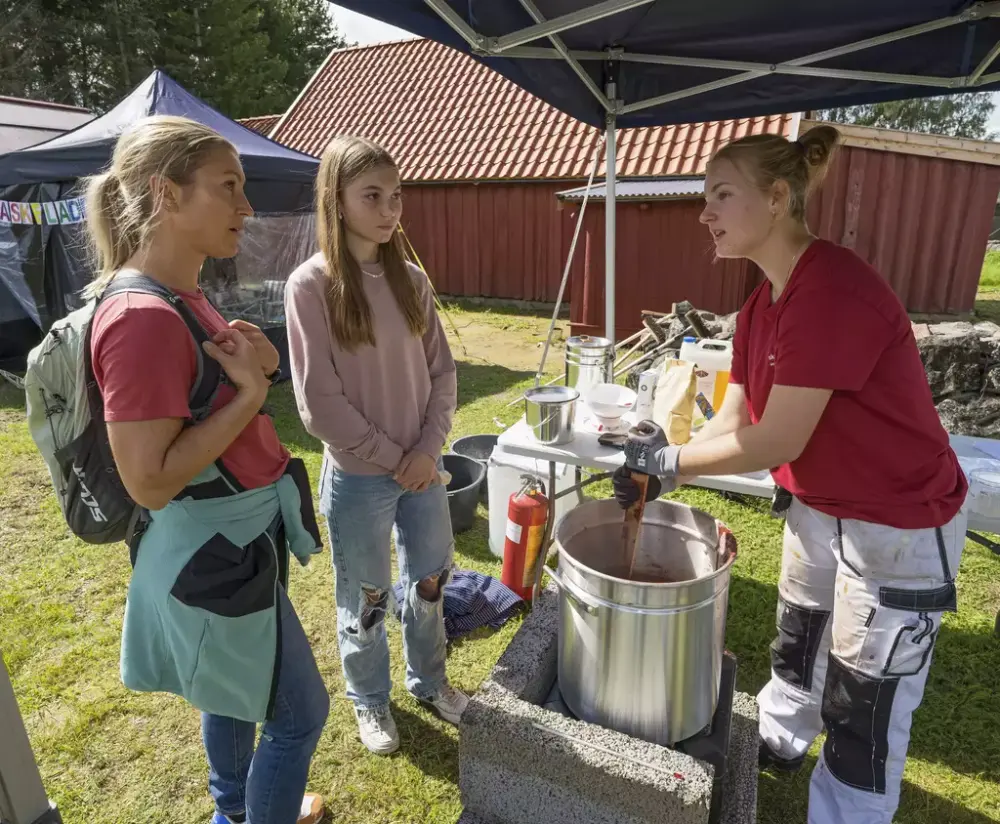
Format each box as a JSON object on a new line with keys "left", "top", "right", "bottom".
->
{"left": 478, "top": 583, "right": 559, "bottom": 705}
{"left": 721, "top": 692, "right": 759, "bottom": 824}
{"left": 459, "top": 578, "right": 759, "bottom": 824}
{"left": 460, "top": 685, "right": 713, "bottom": 824}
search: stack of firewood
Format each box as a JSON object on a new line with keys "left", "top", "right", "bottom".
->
{"left": 616, "top": 302, "right": 737, "bottom": 389}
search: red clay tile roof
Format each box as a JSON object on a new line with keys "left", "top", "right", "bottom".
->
{"left": 237, "top": 114, "right": 281, "bottom": 136}
{"left": 271, "top": 38, "right": 796, "bottom": 182}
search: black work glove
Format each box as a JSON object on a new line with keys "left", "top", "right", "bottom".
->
{"left": 623, "top": 420, "right": 682, "bottom": 478}
{"left": 612, "top": 466, "right": 663, "bottom": 509}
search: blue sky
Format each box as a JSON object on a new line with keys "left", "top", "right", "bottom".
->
{"left": 330, "top": 6, "right": 1000, "bottom": 140}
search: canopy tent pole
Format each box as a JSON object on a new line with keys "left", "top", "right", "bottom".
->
{"left": 605, "top": 94, "right": 617, "bottom": 344}
{"left": 533, "top": 135, "right": 605, "bottom": 385}
{"left": 0, "top": 658, "right": 60, "bottom": 824}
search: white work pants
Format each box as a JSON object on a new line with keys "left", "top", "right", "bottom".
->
{"left": 757, "top": 497, "right": 966, "bottom": 824}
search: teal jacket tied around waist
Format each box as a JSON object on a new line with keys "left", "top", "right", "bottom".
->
{"left": 120, "top": 458, "right": 322, "bottom": 722}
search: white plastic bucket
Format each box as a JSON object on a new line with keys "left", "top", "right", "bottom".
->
{"left": 487, "top": 445, "right": 577, "bottom": 557}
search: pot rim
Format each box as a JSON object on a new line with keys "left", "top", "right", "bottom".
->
{"left": 555, "top": 500, "right": 737, "bottom": 589}
{"left": 524, "top": 385, "right": 580, "bottom": 404}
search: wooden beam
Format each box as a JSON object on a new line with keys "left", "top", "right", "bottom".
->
{"left": 801, "top": 118, "right": 1000, "bottom": 167}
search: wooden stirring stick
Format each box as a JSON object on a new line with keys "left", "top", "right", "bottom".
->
{"left": 622, "top": 469, "right": 651, "bottom": 578}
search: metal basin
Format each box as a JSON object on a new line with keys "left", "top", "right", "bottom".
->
{"left": 548, "top": 498, "right": 737, "bottom": 746}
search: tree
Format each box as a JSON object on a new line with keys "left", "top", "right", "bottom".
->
{"left": 259, "top": 0, "right": 345, "bottom": 113}
{"left": 818, "top": 93, "right": 997, "bottom": 140}
{"left": 0, "top": 0, "right": 347, "bottom": 118}
{"left": 149, "top": 0, "right": 284, "bottom": 119}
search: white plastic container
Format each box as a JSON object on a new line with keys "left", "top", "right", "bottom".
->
{"left": 678, "top": 337, "right": 733, "bottom": 428}
{"left": 634, "top": 368, "right": 658, "bottom": 421}
{"left": 487, "top": 445, "right": 577, "bottom": 557}
{"left": 968, "top": 468, "right": 1000, "bottom": 520}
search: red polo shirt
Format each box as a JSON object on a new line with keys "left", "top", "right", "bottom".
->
{"left": 730, "top": 239, "right": 966, "bottom": 529}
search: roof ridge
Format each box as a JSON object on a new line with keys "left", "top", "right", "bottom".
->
{"left": 330, "top": 35, "right": 423, "bottom": 55}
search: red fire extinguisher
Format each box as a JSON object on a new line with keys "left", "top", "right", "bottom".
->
{"left": 501, "top": 476, "right": 549, "bottom": 602}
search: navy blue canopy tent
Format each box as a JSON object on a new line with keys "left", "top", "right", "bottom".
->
{"left": 0, "top": 69, "right": 319, "bottom": 368}
{"left": 331, "top": 0, "right": 1000, "bottom": 338}
{"left": 0, "top": 68, "right": 318, "bottom": 211}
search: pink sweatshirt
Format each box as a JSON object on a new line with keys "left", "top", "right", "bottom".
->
{"left": 284, "top": 254, "right": 457, "bottom": 475}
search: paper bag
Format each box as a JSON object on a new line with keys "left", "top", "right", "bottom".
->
{"left": 651, "top": 358, "right": 697, "bottom": 445}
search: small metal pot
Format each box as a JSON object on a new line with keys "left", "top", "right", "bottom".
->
{"left": 524, "top": 385, "right": 579, "bottom": 445}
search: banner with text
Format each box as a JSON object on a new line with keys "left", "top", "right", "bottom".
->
{"left": 0, "top": 197, "right": 85, "bottom": 226}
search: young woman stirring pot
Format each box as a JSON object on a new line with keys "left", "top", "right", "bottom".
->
{"left": 613, "top": 125, "right": 967, "bottom": 824}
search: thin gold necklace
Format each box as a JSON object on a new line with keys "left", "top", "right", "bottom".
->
{"left": 773, "top": 237, "right": 813, "bottom": 301}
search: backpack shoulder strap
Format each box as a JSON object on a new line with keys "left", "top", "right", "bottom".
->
{"left": 100, "top": 275, "right": 222, "bottom": 416}
{"left": 90, "top": 274, "right": 246, "bottom": 502}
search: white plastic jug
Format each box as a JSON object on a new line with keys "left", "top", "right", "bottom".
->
{"left": 486, "top": 445, "right": 576, "bottom": 558}
{"left": 678, "top": 337, "right": 733, "bottom": 428}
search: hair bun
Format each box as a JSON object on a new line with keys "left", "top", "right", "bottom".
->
{"left": 797, "top": 125, "right": 840, "bottom": 169}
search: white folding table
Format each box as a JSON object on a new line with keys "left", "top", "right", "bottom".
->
{"left": 497, "top": 417, "right": 1000, "bottom": 600}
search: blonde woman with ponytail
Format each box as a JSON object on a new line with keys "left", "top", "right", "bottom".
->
{"left": 613, "top": 125, "right": 967, "bottom": 824}
{"left": 85, "top": 115, "right": 327, "bottom": 824}
{"left": 285, "top": 136, "right": 467, "bottom": 756}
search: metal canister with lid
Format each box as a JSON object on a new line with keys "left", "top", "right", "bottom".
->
{"left": 565, "top": 335, "right": 614, "bottom": 398}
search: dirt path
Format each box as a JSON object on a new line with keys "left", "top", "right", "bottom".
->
{"left": 440, "top": 303, "right": 568, "bottom": 374}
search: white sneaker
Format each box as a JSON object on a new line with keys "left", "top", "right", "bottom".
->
{"left": 355, "top": 705, "right": 399, "bottom": 755}
{"left": 414, "top": 683, "right": 470, "bottom": 725}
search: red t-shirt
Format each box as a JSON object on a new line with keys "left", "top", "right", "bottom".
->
{"left": 729, "top": 239, "right": 966, "bottom": 529}
{"left": 90, "top": 286, "right": 289, "bottom": 491}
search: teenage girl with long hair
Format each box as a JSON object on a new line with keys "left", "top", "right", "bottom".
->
{"left": 86, "top": 115, "right": 328, "bottom": 824}
{"left": 285, "top": 135, "right": 468, "bottom": 756}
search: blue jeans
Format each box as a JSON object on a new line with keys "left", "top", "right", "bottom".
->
{"left": 321, "top": 461, "right": 454, "bottom": 708}
{"left": 202, "top": 587, "right": 329, "bottom": 823}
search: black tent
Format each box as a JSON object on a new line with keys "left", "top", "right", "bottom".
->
{"left": 0, "top": 69, "right": 319, "bottom": 370}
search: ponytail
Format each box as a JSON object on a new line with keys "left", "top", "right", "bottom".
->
{"left": 796, "top": 125, "right": 840, "bottom": 195}
{"left": 82, "top": 172, "right": 135, "bottom": 299}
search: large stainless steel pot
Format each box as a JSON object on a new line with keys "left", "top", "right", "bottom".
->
{"left": 547, "top": 498, "right": 737, "bottom": 746}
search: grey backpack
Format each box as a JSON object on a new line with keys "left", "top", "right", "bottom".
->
{"left": 24, "top": 275, "right": 222, "bottom": 545}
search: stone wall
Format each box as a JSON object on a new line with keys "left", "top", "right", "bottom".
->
{"left": 915, "top": 321, "right": 1000, "bottom": 437}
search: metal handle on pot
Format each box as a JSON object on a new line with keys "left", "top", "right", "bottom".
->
{"left": 718, "top": 525, "right": 738, "bottom": 564}
{"left": 545, "top": 567, "right": 601, "bottom": 616}
{"left": 530, "top": 409, "right": 564, "bottom": 431}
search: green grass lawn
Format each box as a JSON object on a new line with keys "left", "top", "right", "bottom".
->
{"left": 980, "top": 250, "right": 1000, "bottom": 294}
{"left": 977, "top": 250, "right": 1000, "bottom": 323}
{"left": 2, "top": 304, "right": 1000, "bottom": 823}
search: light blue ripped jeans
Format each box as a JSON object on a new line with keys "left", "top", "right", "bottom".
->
{"left": 320, "top": 456, "right": 454, "bottom": 709}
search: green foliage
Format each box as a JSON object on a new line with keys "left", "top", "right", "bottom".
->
{"left": 0, "top": 0, "right": 347, "bottom": 118}
{"left": 818, "top": 93, "right": 997, "bottom": 139}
